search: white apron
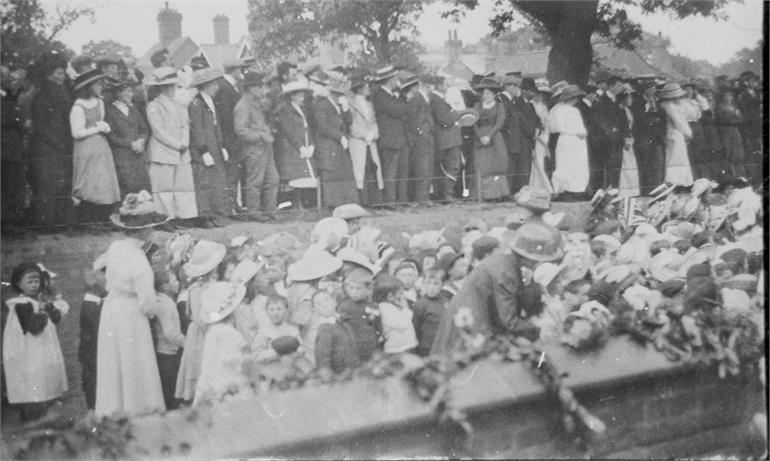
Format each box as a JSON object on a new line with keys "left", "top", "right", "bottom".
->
{"left": 549, "top": 104, "right": 589, "bottom": 194}
{"left": 619, "top": 144, "right": 640, "bottom": 196}
{"left": 2, "top": 295, "right": 68, "bottom": 403}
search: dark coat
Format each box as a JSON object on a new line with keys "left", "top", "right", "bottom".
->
{"left": 412, "top": 294, "right": 447, "bottom": 357}
{"left": 594, "top": 93, "right": 628, "bottom": 147}
{"left": 213, "top": 78, "right": 241, "bottom": 157}
{"left": 406, "top": 92, "right": 434, "bottom": 149}
{"left": 429, "top": 92, "right": 462, "bottom": 151}
{"left": 276, "top": 101, "right": 314, "bottom": 182}
{"left": 314, "top": 321, "right": 359, "bottom": 373}
{"left": 430, "top": 253, "right": 525, "bottom": 355}
{"left": 337, "top": 298, "right": 382, "bottom": 363}
{"left": 78, "top": 295, "right": 102, "bottom": 410}
{"left": 104, "top": 101, "right": 151, "bottom": 196}
{"left": 188, "top": 94, "right": 228, "bottom": 216}
{"left": 371, "top": 85, "right": 409, "bottom": 151}
{"left": 312, "top": 96, "right": 357, "bottom": 206}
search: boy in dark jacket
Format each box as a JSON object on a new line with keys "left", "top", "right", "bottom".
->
{"left": 412, "top": 268, "right": 448, "bottom": 357}
{"left": 313, "top": 291, "right": 358, "bottom": 380}
{"left": 78, "top": 264, "right": 107, "bottom": 410}
{"left": 337, "top": 268, "right": 382, "bottom": 363}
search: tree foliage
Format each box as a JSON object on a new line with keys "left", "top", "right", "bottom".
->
{"left": 443, "top": 0, "right": 735, "bottom": 85}
{"left": 82, "top": 39, "right": 134, "bottom": 61}
{"left": 248, "top": 0, "right": 426, "bottom": 66}
{"left": 1, "top": 0, "right": 95, "bottom": 69}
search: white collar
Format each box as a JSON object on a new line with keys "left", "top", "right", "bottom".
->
{"left": 419, "top": 88, "right": 431, "bottom": 102}
{"left": 83, "top": 293, "right": 103, "bottom": 303}
{"left": 317, "top": 316, "right": 337, "bottom": 325}
{"left": 502, "top": 91, "right": 513, "bottom": 100}
{"left": 382, "top": 86, "right": 394, "bottom": 96}
{"left": 582, "top": 98, "right": 593, "bottom": 107}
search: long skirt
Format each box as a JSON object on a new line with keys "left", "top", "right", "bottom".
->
{"left": 112, "top": 148, "right": 151, "bottom": 197}
{"left": 192, "top": 162, "right": 229, "bottom": 217}
{"left": 72, "top": 134, "right": 121, "bottom": 205}
{"left": 149, "top": 162, "right": 198, "bottom": 219}
{"left": 618, "top": 145, "right": 640, "bottom": 196}
{"left": 95, "top": 294, "right": 165, "bottom": 417}
{"left": 718, "top": 126, "right": 746, "bottom": 178}
{"left": 318, "top": 148, "right": 359, "bottom": 208}
{"left": 529, "top": 138, "right": 554, "bottom": 195}
{"left": 473, "top": 133, "right": 509, "bottom": 200}
{"left": 349, "top": 140, "right": 384, "bottom": 190}
{"left": 551, "top": 134, "right": 589, "bottom": 194}
{"left": 664, "top": 132, "right": 694, "bottom": 187}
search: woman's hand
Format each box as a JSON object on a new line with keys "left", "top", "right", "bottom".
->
{"left": 480, "top": 135, "right": 491, "bottom": 146}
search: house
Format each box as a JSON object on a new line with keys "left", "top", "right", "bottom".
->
{"left": 137, "top": 4, "right": 252, "bottom": 74}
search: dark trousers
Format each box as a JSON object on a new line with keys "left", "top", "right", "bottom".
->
{"left": 82, "top": 364, "right": 97, "bottom": 410}
{"left": 597, "top": 141, "right": 623, "bottom": 189}
{"left": 508, "top": 148, "right": 532, "bottom": 195}
{"left": 409, "top": 137, "right": 434, "bottom": 202}
{"left": 157, "top": 351, "right": 182, "bottom": 410}
{"left": 29, "top": 155, "right": 73, "bottom": 228}
{"left": 242, "top": 150, "right": 280, "bottom": 212}
{"left": 635, "top": 142, "right": 665, "bottom": 195}
{"left": 380, "top": 147, "right": 409, "bottom": 204}
{"left": 361, "top": 146, "right": 383, "bottom": 206}
{"left": 1, "top": 160, "right": 27, "bottom": 224}
{"left": 435, "top": 146, "right": 462, "bottom": 200}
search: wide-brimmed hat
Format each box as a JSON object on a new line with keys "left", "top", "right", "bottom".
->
{"left": 337, "top": 246, "right": 377, "bottom": 274}
{"left": 515, "top": 185, "right": 551, "bottom": 212}
{"left": 192, "top": 67, "right": 224, "bottom": 87}
{"left": 73, "top": 69, "right": 105, "bottom": 91}
{"left": 502, "top": 221, "right": 564, "bottom": 262}
{"left": 474, "top": 77, "right": 502, "bottom": 92}
{"left": 287, "top": 247, "right": 343, "bottom": 282}
{"left": 550, "top": 80, "right": 569, "bottom": 98}
{"left": 199, "top": 282, "right": 246, "bottom": 325}
{"left": 658, "top": 83, "right": 686, "bottom": 100}
{"left": 183, "top": 240, "right": 227, "bottom": 278}
{"left": 370, "top": 65, "right": 399, "bottom": 83}
{"left": 500, "top": 74, "right": 521, "bottom": 87}
{"left": 146, "top": 67, "right": 180, "bottom": 86}
{"left": 457, "top": 108, "right": 480, "bottom": 127}
{"left": 242, "top": 71, "right": 266, "bottom": 88}
{"left": 231, "top": 259, "right": 265, "bottom": 285}
{"left": 109, "top": 190, "right": 169, "bottom": 229}
{"left": 311, "top": 217, "right": 349, "bottom": 248}
{"left": 557, "top": 84, "right": 585, "bottom": 103}
{"left": 105, "top": 78, "right": 140, "bottom": 93}
{"left": 333, "top": 203, "right": 370, "bottom": 220}
{"left": 259, "top": 231, "right": 303, "bottom": 253}
{"left": 533, "top": 262, "right": 565, "bottom": 288}
{"left": 281, "top": 79, "right": 312, "bottom": 96}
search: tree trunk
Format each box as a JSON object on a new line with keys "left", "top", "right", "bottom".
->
{"left": 514, "top": 0, "right": 598, "bottom": 87}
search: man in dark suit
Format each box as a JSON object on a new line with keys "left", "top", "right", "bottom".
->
{"left": 403, "top": 74, "right": 435, "bottom": 203}
{"left": 427, "top": 75, "right": 463, "bottom": 201}
{"left": 593, "top": 76, "right": 627, "bottom": 188}
{"left": 215, "top": 58, "right": 248, "bottom": 217}
{"left": 631, "top": 83, "right": 666, "bottom": 194}
{"left": 499, "top": 74, "right": 539, "bottom": 195}
{"left": 371, "top": 66, "right": 410, "bottom": 205}
{"left": 576, "top": 85, "right": 602, "bottom": 194}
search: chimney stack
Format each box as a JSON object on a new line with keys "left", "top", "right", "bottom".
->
{"left": 213, "top": 14, "right": 230, "bottom": 45}
{"left": 157, "top": 2, "right": 182, "bottom": 47}
{"left": 445, "top": 29, "right": 462, "bottom": 62}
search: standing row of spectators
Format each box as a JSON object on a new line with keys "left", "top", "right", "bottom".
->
{"left": 1, "top": 49, "right": 763, "bottom": 231}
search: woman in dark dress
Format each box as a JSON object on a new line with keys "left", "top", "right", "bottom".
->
{"left": 714, "top": 90, "right": 746, "bottom": 178}
{"left": 472, "top": 78, "right": 509, "bottom": 201}
{"left": 104, "top": 80, "right": 151, "bottom": 197}
{"left": 311, "top": 73, "right": 358, "bottom": 208}
{"left": 276, "top": 80, "right": 316, "bottom": 208}
{"left": 28, "top": 54, "right": 73, "bottom": 229}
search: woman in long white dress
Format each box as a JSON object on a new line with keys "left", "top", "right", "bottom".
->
{"left": 95, "top": 201, "right": 166, "bottom": 417}
{"left": 618, "top": 88, "right": 640, "bottom": 196}
{"left": 529, "top": 83, "right": 554, "bottom": 195}
{"left": 549, "top": 85, "right": 589, "bottom": 200}
{"left": 659, "top": 83, "right": 694, "bottom": 187}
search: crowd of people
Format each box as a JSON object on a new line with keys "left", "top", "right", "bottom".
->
{"left": 0, "top": 164, "right": 763, "bottom": 421}
{"left": 1, "top": 50, "right": 763, "bottom": 231}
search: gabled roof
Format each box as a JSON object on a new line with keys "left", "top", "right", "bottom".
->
{"left": 199, "top": 36, "right": 252, "bottom": 70}
{"left": 487, "top": 49, "right": 549, "bottom": 77}
{"left": 442, "top": 60, "right": 476, "bottom": 81}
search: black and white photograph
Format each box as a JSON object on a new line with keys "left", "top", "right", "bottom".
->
{"left": 0, "top": 0, "right": 766, "bottom": 458}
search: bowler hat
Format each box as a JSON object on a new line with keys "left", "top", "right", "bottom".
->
{"left": 520, "top": 77, "right": 537, "bottom": 92}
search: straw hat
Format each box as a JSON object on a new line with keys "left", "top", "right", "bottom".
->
{"left": 658, "top": 83, "right": 686, "bottom": 100}
{"left": 311, "top": 217, "right": 349, "bottom": 247}
{"left": 333, "top": 203, "right": 370, "bottom": 220}
{"left": 146, "top": 67, "right": 180, "bottom": 86}
{"left": 473, "top": 77, "right": 502, "bottom": 92}
{"left": 231, "top": 259, "right": 264, "bottom": 285}
{"left": 502, "top": 222, "right": 563, "bottom": 262}
{"left": 192, "top": 67, "right": 224, "bottom": 87}
{"left": 73, "top": 69, "right": 105, "bottom": 91}
{"left": 337, "top": 246, "right": 377, "bottom": 274}
{"left": 457, "top": 108, "right": 480, "bottom": 127}
{"left": 199, "top": 282, "right": 246, "bottom": 325}
{"left": 557, "top": 84, "right": 585, "bottom": 103}
{"left": 533, "top": 262, "right": 565, "bottom": 288}
{"left": 370, "top": 65, "right": 399, "bottom": 83}
{"left": 287, "top": 247, "right": 342, "bottom": 282}
{"left": 281, "top": 79, "right": 312, "bottom": 96}
{"left": 183, "top": 240, "right": 227, "bottom": 278}
{"left": 399, "top": 74, "right": 419, "bottom": 92}
{"left": 550, "top": 80, "right": 569, "bottom": 98}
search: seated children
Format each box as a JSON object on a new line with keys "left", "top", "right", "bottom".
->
{"left": 374, "top": 274, "right": 417, "bottom": 355}
{"left": 412, "top": 268, "right": 448, "bottom": 357}
{"left": 153, "top": 269, "right": 186, "bottom": 410}
{"left": 312, "top": 291, "right": 358, "bottom": 380}
{"left": 338, "top": 269, "right": 382, "bottom": 363}
{"left": 394, "top": 260, "right": 419, "bottom": 304}
{"left": 251, "top": 295, "right": 302, "bottom": 361}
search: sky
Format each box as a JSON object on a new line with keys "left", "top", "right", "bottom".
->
{"left": 50, "top": 0, "right": 764, "bottom": 65}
